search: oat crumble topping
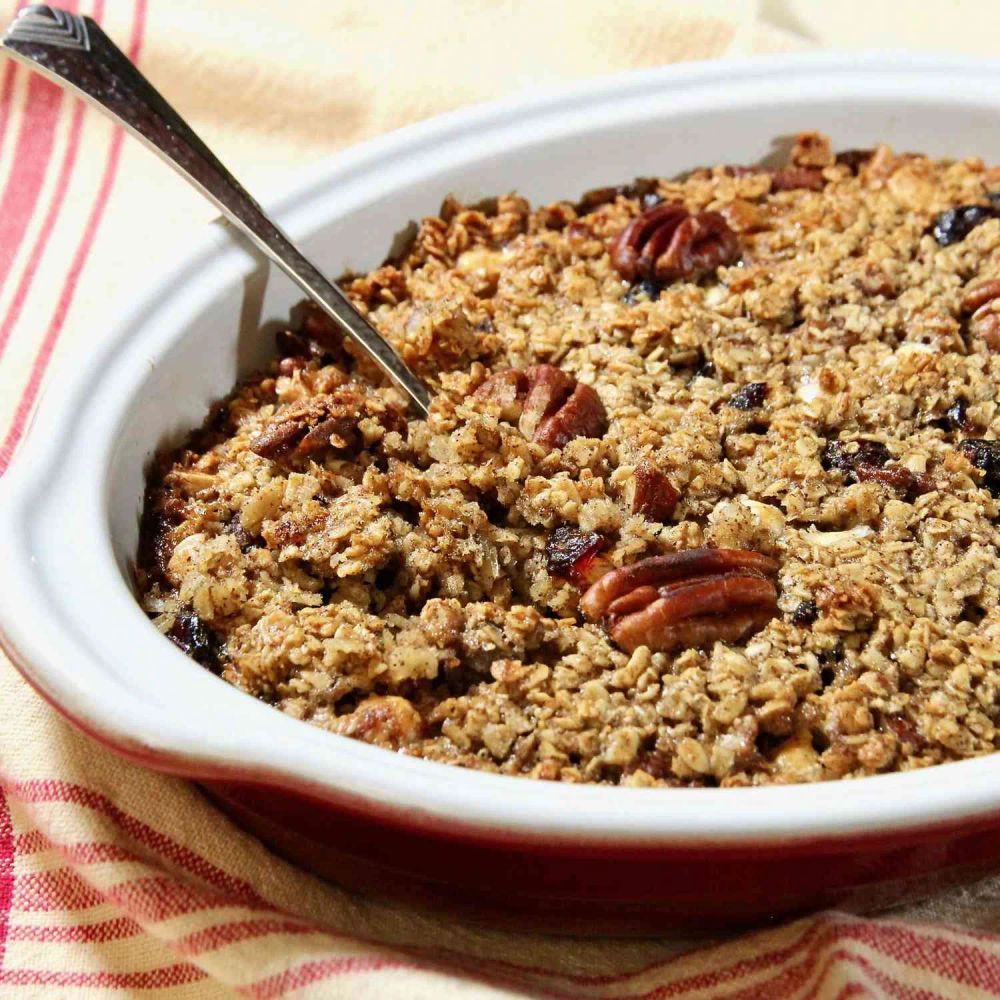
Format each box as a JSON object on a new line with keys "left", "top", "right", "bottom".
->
{"left": 138, "top": 133, "right": 1000, "bottom": 787}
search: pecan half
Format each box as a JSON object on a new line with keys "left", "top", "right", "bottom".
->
{"left": 475, "top": 364, "right": 608, "bottom": 450}
{"left": 519, "top": 364, "right": 577, "bottom": 440}
{"left": 251, "top": 386, "right": 405, "bottom": 461}
{"left": 962, "top": 277, "right": 1000, "bottom": 351}
{"left": 882, "top": 714, "right": 927, "bottom": 752}
{"left": 580, "top": 548, "right": 779, "bottom": 654}
{"left": 629, "top": 462, "right": 679, "bottom": 522}
{"left": 610, "top": 204, "right": 738, "bottom": 283}
{"left": 535, "top": 381, "right": 607, "bottom": 449}
{"left": 962, "top": 277, "right": 1000, "bottom": 314}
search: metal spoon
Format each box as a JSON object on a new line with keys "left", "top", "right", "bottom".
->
{"left": 1, "top": 5, "right": 431, "bottom": 417}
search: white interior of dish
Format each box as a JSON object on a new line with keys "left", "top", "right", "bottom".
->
{"left": 5, "top": 54, "right": 1000, "bottom": 843}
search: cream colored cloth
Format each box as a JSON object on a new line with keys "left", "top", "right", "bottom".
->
{"left": 2, "top": 2, "right": 1000, "bottom": 997}
{"left": 0, "top": 0, "right": 759, "bottom": 449}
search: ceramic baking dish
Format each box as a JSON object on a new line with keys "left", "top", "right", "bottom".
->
{"left": 3, "top": 53, "right": 1000, "bottom": 934}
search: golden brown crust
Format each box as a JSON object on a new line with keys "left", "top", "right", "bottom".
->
{"left": 139, "top": 132, "right": 1000, "bottom": 787}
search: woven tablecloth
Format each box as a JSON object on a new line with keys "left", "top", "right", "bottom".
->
{"left": 2, "top": 1, "right": 1000, "bottom": 996}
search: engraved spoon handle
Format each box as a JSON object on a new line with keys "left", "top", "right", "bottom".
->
{"left": 1, "top": 5, "right": 431, "bottom": 417}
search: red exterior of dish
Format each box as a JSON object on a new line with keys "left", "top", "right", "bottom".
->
{"left": 202, "top": 778, "right": 1000, "bottom": 935}
{"left": 7, "top": 626, "right": 1000, "bottom": 934}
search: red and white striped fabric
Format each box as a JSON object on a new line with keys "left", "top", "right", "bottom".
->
{"left": 2, "top": 2, "right": 1000, "bottom": 996}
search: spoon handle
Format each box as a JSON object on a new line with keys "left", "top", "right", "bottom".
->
{"left": 1, "top": 5, "right": 431, "bottom": 417}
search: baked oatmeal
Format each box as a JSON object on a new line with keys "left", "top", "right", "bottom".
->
{"left": 138, "top": 132, "right": 1000, "bottom": 787}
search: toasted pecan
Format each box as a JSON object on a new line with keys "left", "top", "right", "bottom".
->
{"left": 962, "top": 277, "right": 1000, "bottom": 351}
{"left": 251, "top": 386, "right": 405, "bottom": 461}
{"left": 581, "top": 547, "right": 779, "bottom": 654}
{"left": 475, "top": 364, "right": 608, "bottom": 451}
{"left": 610, "top": 204, "right": 738, "bottom": 283}
{"left": 630, "top": 462, "right": 679, "bottom": 522}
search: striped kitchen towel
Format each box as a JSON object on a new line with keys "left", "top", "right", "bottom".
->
{"left": 1, "top": 1, "right": 1000, "bottom": 996}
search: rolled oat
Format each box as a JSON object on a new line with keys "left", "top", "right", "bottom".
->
{"left": 138, "top": 134, "right": 1000, "bottom": 787}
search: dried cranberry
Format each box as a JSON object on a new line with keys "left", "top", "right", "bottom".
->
{"left": 575, "top": 186, "right": 620, "bottom": 212}
{"left": 727, "top": 382, "right": 767, "bottom": 410}
{"left": 946, "top": 398, "right": 975, "bottom": 433}
{"left": 630, "top": 747, "right": 673, "bottom": 781}
{"left": 822, "top": 439, "right": 891, "bottom": 473}
{"left": 852, "top": 440, "right": 892, "bottom": 467}
{"left": 275, "top": 329, "right": 311, "bottom": 358}
{"left": 271, "top": 303, "right": 349, "bottom": 364}
{"left": 821, "top": 438, "right": 928, "bottom": 495}
{"left": 623, "top": 279, "right": 662, "bottom": 305}
{"left": 226, "top": 517, "right": 257, "bottom": 552}
{"left": 167, "top": 610, "right": 221, "bottom": 672}
{"left": 546, "top": 527, "right": 606, "bottom": 586}
{"left": 137, "top": 498, "right": 175, "bottom": 587}
{"left": 853, "top": 464, "right": 919, "bottom": 492}
{"left": 835, "top": 149, "right": 873, "bottom": 175}
{"left": 623, "top": 177, "right": 660, "bottom": 202}
{"left": 883, "top": 715, "right": 926, "bottom": 751}
{"left": 931, "top": 204, "right": 998, "bottom": 247}
{"left": 791, "top": 600, "right": 818, "bottom": 626}
{"left": 960, "top": 439, "right": 1000, "bottom": 497}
